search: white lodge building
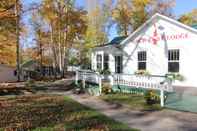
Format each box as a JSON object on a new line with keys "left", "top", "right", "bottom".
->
{"left": 91, "top": 13, "right": 197, "bottom": 88}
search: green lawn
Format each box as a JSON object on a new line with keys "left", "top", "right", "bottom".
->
{"left": 101, "top": 93, "right": 162, "bottom": 111}
{"left": 0, "top": 94, "right": 137, "bottom": 131}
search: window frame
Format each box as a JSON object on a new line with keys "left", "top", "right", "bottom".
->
{"left": 103, "top": 54, "right": 109, "bottom": 70}
{"left": 168, "top": 49, "right": 180, "bottom": 73}
{"left": 115, "top": 55, "right": 123, "bottom": 73}
{"left": 137, "top": 51, "right": 147, "bottom": 70}
{"left": 96, "top": 54, "right": 102, "bottom": 70}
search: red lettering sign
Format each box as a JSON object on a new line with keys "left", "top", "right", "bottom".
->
{"left": 136, "top": 33, "right": 189, "bottom": 44}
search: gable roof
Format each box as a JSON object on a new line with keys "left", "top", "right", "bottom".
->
{"left": 95, "top": 36, "right": 127, "bottom": 48}
{"left": 108, "top": 36, "right": 127, "bottom": 45}
{"left": 21, "top": 59, "right": 39, "bottom": 68}
{"left": 120, "top": 13, "right": 197, "bottom": 46}
{"left": 192, "top": 24, "right": 197, "bottom": 29}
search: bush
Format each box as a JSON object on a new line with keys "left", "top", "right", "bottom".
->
{"left": 102, "top": 83, "right": 112, "bottom": 94}
{"left": 25, "top": 79, "right": 35, "bottom": 87}
{"left": 69, "top": 57, "right": 79, "bottom": 66}
{"left": 135, "top": 70, "right": 150, "bottom": 76}
{"left": 144, "top": 90, "right": 160, "bottom": 105}
{"left": 166, "top": 73, "right": 185, "bottom": 81}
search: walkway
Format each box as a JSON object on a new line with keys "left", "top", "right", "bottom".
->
{"left": 52, "top": 90, "right": 197, "bottom": 131}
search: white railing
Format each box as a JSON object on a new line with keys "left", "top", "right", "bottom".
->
{"left": 111, "top": 74, "right": 173, "bottom": 92}
{"left": 110, "top": 74, "right": 173, "bottom": 107}
{"left": 75, "top": 70, "right": 102, "bottom": 95}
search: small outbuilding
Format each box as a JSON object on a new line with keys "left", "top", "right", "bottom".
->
{"left": 0, "top": 64, "right": 17, "bottom": 83}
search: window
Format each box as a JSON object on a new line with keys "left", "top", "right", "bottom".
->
{"left": 168, "top": 49, "right": 179, "bottom": 72}
{"left": 138, "top": 51, "right": 146, "bottom": 70}
{"left": 96, "top": 54, "right": 102, "bottom": 70}
{"left": 115, "top": 55, "right": 123, "bottom": 73}
{"left": 104, "top": 54, "right": 109, "bottom": 70}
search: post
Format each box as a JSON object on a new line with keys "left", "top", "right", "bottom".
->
{"left": 82, "top": 73, "right": 86, "bottom": 89}
{"left": 99, "top": 75, "right": 102, "bottom": 95}
{"left": 75, "top": 71, "right": 78, "bottom": 85}
{"left": 110, "top": 75, "right": 114, "bottom": 86}
{"left": 160, "top": 89, "right": 164, "bottom": 107}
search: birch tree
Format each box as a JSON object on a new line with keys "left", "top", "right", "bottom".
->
{"left": 39, "top": 0, "right": 87, "bottom": 76}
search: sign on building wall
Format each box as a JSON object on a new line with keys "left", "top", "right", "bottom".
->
{"left": 136, "top": 24, "right": 190, "bottom": 44}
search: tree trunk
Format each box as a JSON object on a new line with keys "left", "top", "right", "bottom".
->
{"left": 15, "top": 0, "right": 20, "bottom": 81}
{"left": 38, "top": 30, "right": 43, "bottom": 77}
{"left": 50, "top": 23, "right": 58, "bottom": 78}
{"left": 58, "top": 2, "right": 63, "bottom": 78}
{"left": 123, "top": 23, "right": 128, "bottom": 36}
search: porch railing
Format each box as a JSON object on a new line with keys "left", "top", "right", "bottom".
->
{"left": 75, "top": 70, "right": 102, "bottom": 95}
{"left": 75, "top": 70, "right": 173, "bottom": 107}
{"left": 111, "top": 74, "right": 173, "bottom": 92}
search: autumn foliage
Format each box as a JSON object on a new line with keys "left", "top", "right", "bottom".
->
{"left": 0, "top": 0, "right": 17, "bottom": 66}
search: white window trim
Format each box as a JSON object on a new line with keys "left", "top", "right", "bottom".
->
{"left": 138, "top": 51, "right": 147, "bottom": 70}
{"left": 168, "top": 49, "right": 180, "bottom": 73}
{"left": 115, "top": 55, "right": 123, "bottom": 73}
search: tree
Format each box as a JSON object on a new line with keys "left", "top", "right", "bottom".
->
{"left": 148, "top": 0, "right": 175, "bottom": 17}
{"left": 15, "top": 0, "right": 21, "bottom": 81}
{"left": 0, "top": 0, "right": 17, "bottom": 66}
{"left": 131, "top": 0, "right": 152, "bottom": 30}
{"left": 112, "top": 0, "right": 133, "bottom": 36}
{"left": 112, "top": 0, "right": 152, "bottom": 35}
{"left": 38, "top": 0, "right": 87, "bottom": 76}
{"left": 178, "top": 9, "right": 197, "bottom": 26}
{"left": 31, "top": 13, "right": 50, "bottom": 75}
{"left": 79, "top": 1, "right": 112, "bottom": 68}
{"left": 112, "top": 0, "right": 175, "bottom": 35}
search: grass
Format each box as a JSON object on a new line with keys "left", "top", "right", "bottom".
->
{"left": 0, "top": 94, "right": 137, "bottom": 131}
{"left": 101, "top": 93, "right": 162, "bottom": 111}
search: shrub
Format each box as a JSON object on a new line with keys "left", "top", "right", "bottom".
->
{"left": 28, "top": 70, "right": 42, "bottom": 80}
{"left": 166, "top": 73, "right": 185, "bottom": 81}
{"left": 102, "top": 83, "right": 112, "bottom": 94}
{"left": 135, "top": 70, "right": 150, "bottom": 76}
{"left": 144, "top": 90, "right": 160, "bottom": 105}
{"left": 100, "top": 69, "right": 111, "bottom": 75}
{"left": 25, "top": 79, "right": 35, "bottom": 87}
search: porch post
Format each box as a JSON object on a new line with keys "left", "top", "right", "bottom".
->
{"left": 160, "top": 89, "right": 164, "bottom": 107}
{"left": 99, "top": 75, "right": 102, "bottom": 95}
{"left": 101, "top": 52, "right": 104, "bottom": 70}
{"left": 82, "top": 73, "right": 86, "bottom": 89}
{"left": 75, "top": 71, "right": 78, "bottom": 85}
{"left": 109, "top": 75, "right": 114, "bottom": 86}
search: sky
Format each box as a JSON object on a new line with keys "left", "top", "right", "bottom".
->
{"left": 21, "top": 0, "right": 197, "bottom": 47}
{"left": 75, "top": 0, "right": 197, "bottom": 17}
